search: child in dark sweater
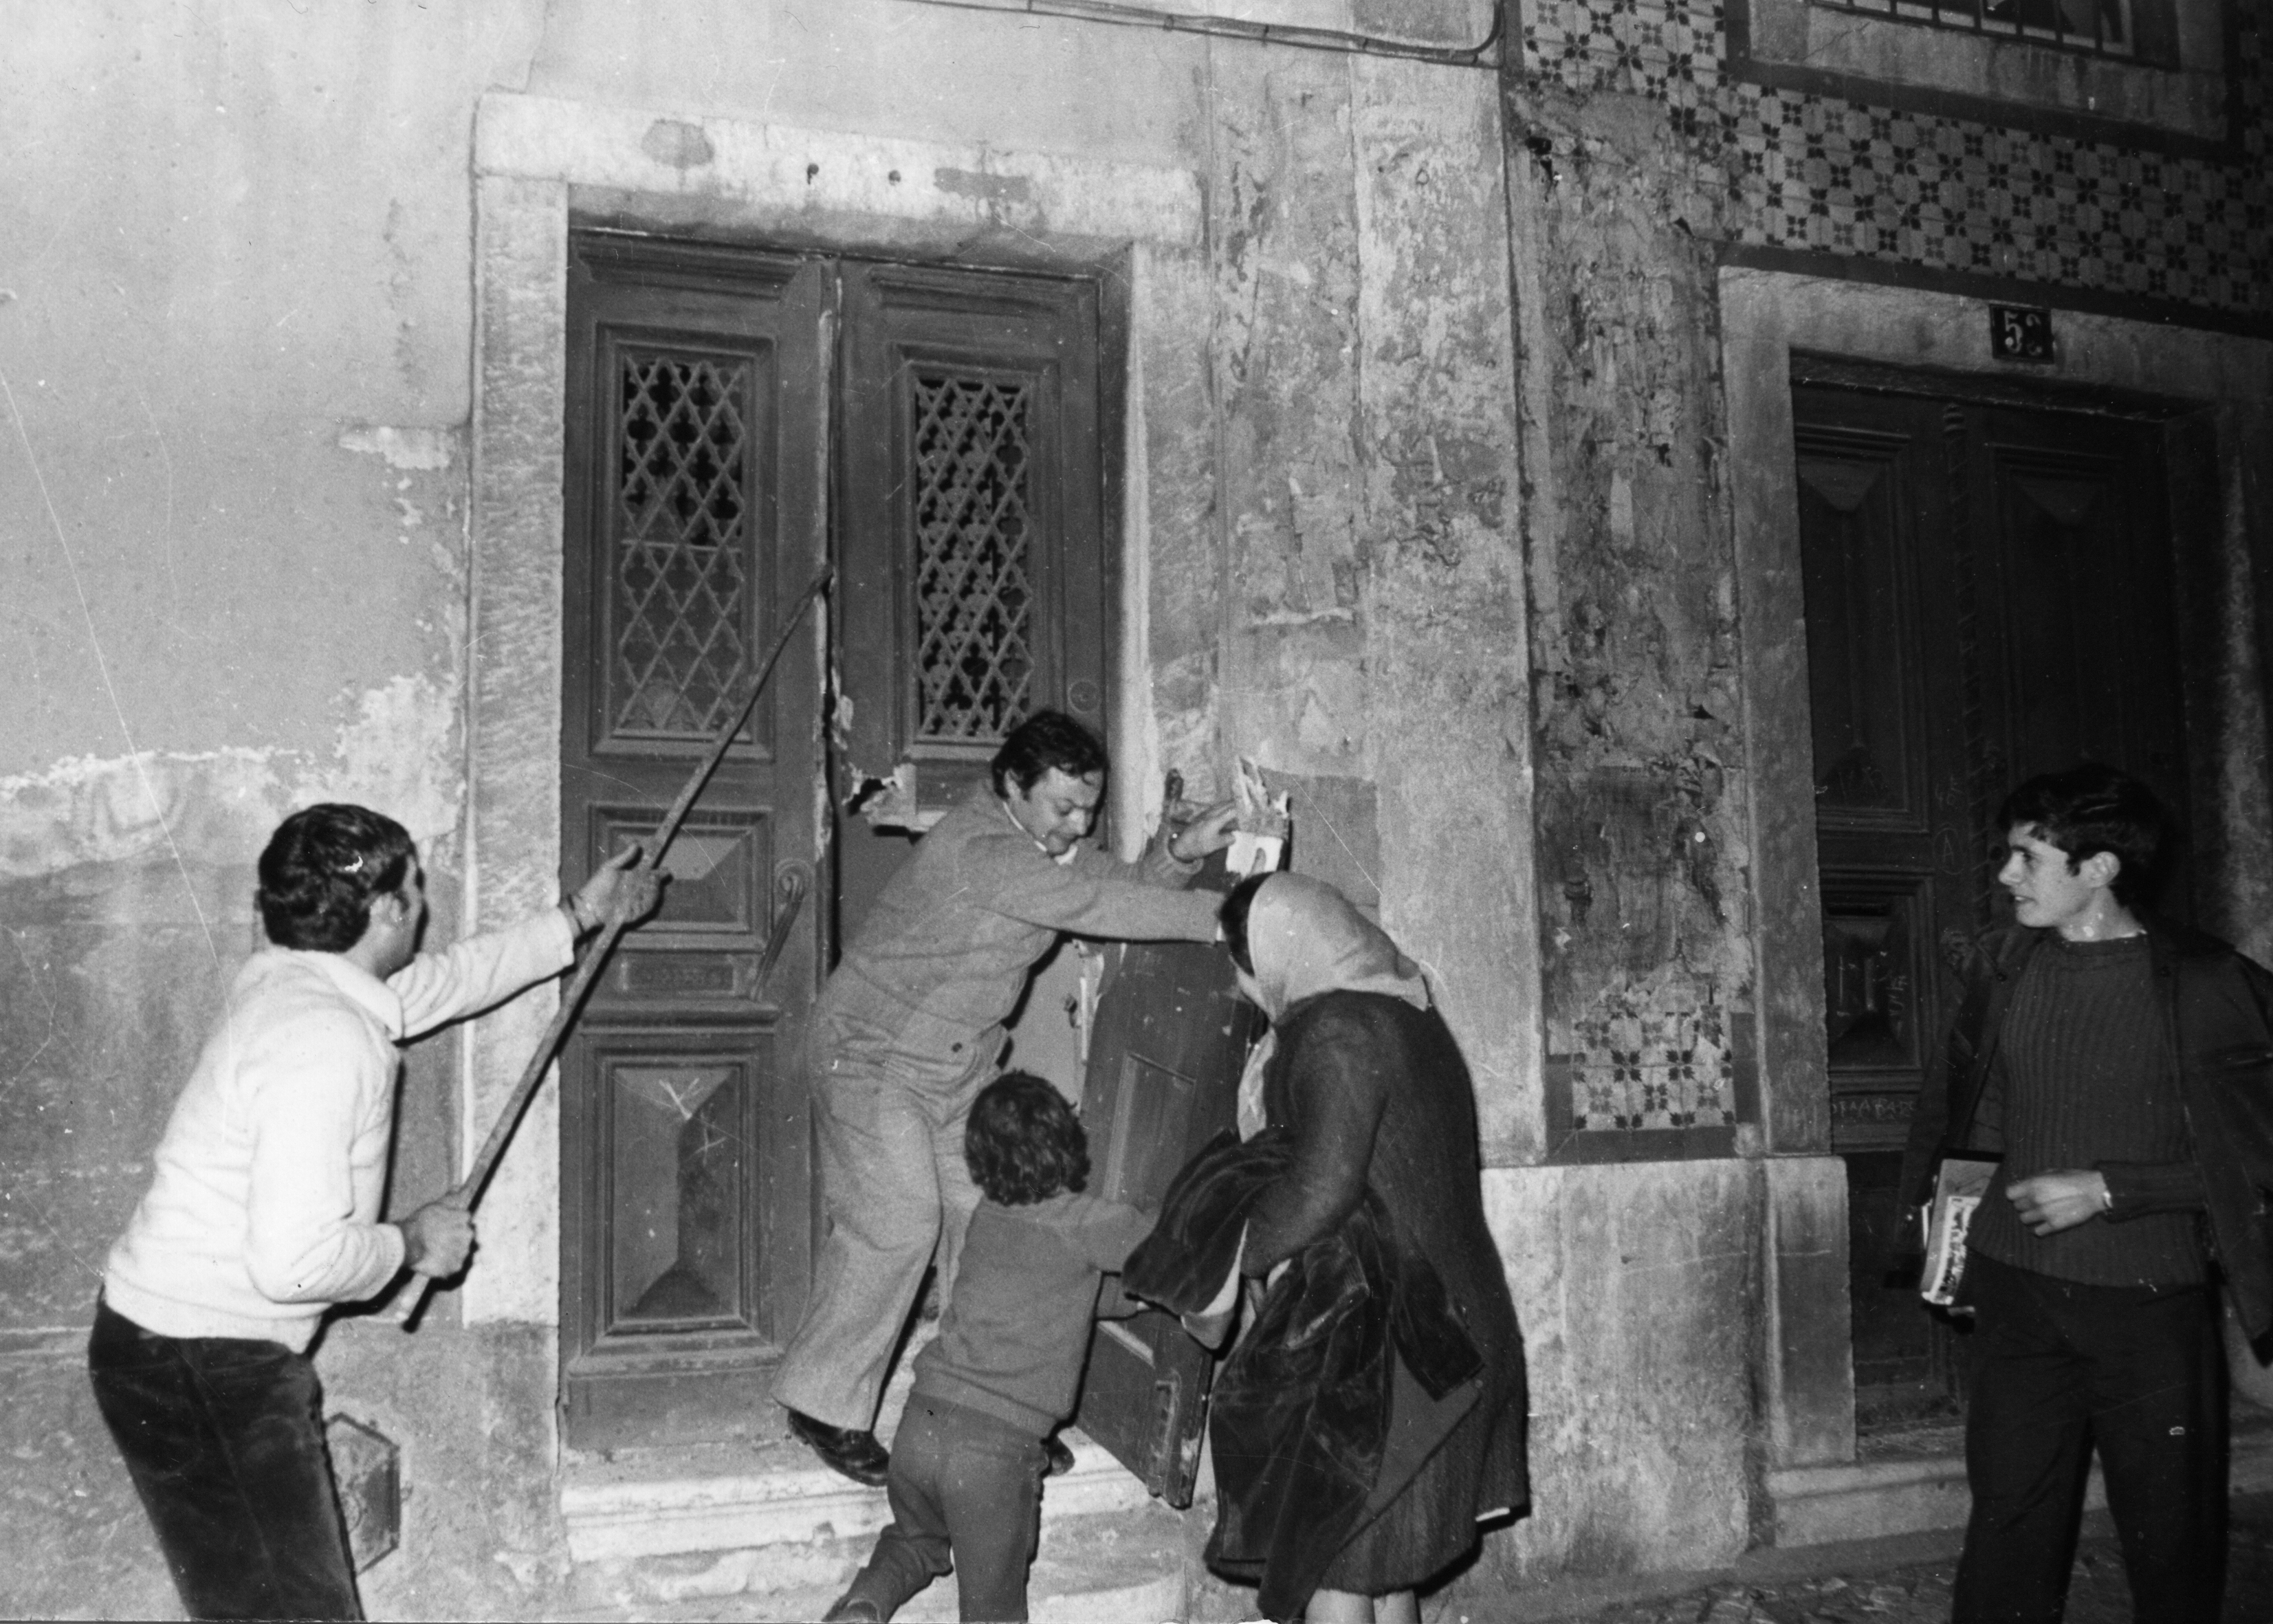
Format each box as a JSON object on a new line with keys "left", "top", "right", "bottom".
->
{"left": 824, "top": 1072, "right": 1155, "bottom": 1624}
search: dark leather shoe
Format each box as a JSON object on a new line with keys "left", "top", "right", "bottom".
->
{"left": 784, "top": 1407, "right": 890, "bottom": 1487}
{"left": 822, "top": 1591, "right": 886, "bottom": 1623}
{"left": 1043, "top": 1432, "right": 1075, "bottom": 1478}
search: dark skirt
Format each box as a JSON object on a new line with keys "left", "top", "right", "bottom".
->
{"left": 1320, "top": 1369, "right": 1526, "bottom": 1596}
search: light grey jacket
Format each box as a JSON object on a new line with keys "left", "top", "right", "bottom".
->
{"left": 820, "top": 782, "right": 1218, "bottom": 1090}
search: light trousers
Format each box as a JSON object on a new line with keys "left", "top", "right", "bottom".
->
{"left": 773, "top": 1049, "right": 988, "bottom": 1431}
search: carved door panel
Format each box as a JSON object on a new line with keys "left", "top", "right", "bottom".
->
{"left": 560, "top": 241, "right": 1114, "bottom": 1449}
{"left": 1071, "top": 855, "right": 1262, "bottom": 1506}
{"left": 829, "top": 261, "right": 1110, "bottom": 947}
{"left": 1967, "top": 404, "right": 2189, "bottom": 840}
{"left": 560, "top": 237, "right": 828, "bottom": 1448}
{"left": 1795, "top": 388, "right": 1979, "bottom": 1415}
{"left": 1794, "top": 380, "right": 2183, "bottom": 1419}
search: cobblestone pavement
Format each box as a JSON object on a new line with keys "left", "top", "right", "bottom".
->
{"left": 1502, "top": 1494, "right": 2273, "bottom": 1624}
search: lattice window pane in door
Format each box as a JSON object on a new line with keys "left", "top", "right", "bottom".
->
{"left": 912, "top": 371, "right": 1036, "bottom": 744}
{"left": 614, "top": 350, "right": 756, "bottom": 740}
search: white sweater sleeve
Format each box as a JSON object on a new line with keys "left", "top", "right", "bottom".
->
{"left": 391, "top": 908, "right": 576, "bottom": 1040}
{"left": 242, "top": 1006, "right": 407, "bottom": 1305}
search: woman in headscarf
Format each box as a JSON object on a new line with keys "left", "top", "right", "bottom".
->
{"left": 1214, "top": 871, "right": 1527, "bottom": 1624}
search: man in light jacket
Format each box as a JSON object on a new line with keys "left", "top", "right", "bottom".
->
{"left": 772, "top": 710, "right": 1235, "bottom": 1484}
{"left": 90, "top": 802, "right": 660, "bottom": 1621}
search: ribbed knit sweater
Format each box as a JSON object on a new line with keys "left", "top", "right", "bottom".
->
{"left": 1968, "top": 933, "right": 2206, "bottom": 1287}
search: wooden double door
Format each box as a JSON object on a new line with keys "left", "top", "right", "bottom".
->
{"left": 556, "top": 234, "right": 1113, "bottom": 1448}
{"left": 1792, "top": 366, "right": 2190, "bottom": 1418}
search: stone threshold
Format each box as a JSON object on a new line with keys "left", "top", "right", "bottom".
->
{"left": 1768, "top": 1418, "right": 2273, "bottom": 1548}
{"left": 560, "top": 1428, "right": 1155, "bottom": 1565}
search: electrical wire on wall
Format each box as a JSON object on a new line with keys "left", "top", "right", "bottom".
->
{"left": 898, "top": 0, "right": 1504, "bottom": 68}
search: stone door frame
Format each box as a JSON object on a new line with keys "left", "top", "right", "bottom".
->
{"left": 459, "top": 89, "right": 1207, "bottom": 1328}
{"left": 1724, "top": 264, "right": 2273, "bottom": 1469}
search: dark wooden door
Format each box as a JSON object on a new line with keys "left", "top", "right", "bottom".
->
{"left": 560, "top": 242, "right": 1114, "bottom": 1448}
{"left": 831, "top": 260, "right": 1111, "bottom": 946}
{"left": 559, "top": 237, "right": 828, "bottom": 1448}
{"left": 1793, "top": 377, "right": 2186, "bottom": 1423}
{"left": 1071, "top": 857, "right": 1262, "bottom": 1505}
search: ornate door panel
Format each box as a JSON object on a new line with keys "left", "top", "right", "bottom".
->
{"left": 1793, "top": 378, "right": 2183, "bottom": 1419}
{"left": 560, "top": 242, "right": 1112, "bottom": 1449}
{"left": 1796, "top": 392, "right": 1973, "bottom": 1160}
{"left": 1072, "top": 855, "right": 1262, "bottom": 1506}
{"left": 830, "top": 261, "right": 1110, "bottom": 947}
{"left": 1968, "top": 406, "right": 2190, "bottom": 848}
{"left": 1795, "top": 388, "right": 1978, "bottom": 1412}
{"left": 560, "top": 237, "right": 827, "bottom": 1449}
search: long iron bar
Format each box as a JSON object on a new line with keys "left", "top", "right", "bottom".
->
{"left": 397, "top": 564, "right": 833, "bottom": 1330}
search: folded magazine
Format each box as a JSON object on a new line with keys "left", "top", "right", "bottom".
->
{"left": 1920, "top": 1152, "right": 2001, "bottom": 1307}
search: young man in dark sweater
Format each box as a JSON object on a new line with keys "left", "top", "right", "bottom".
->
{"left": 824, "top": 1072, "right": 1154, "bottom": 1624}
{"left": 1907, "top": 764, "right": 2273, "bottom": 1624}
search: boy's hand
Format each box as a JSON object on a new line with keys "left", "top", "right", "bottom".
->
{"left": 2008, "top": 1170, "right": 2109, "bottom": 1235}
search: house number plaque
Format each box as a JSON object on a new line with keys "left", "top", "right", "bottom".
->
{"left": 1989, "top": 304, "right": 2055, "bottom": 364}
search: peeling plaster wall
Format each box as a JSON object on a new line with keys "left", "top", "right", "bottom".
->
{"left": 1208, "top": 51, "right": 1540, "bottom": 1163}
{"left": 1, "top": 3, "right": 1550, "bottom": 1614}
{"left": 1508, "top": 84, "right": 1758, "bottom": 1137}
{"left": 3, "top": 9, "right": 548, "bottom": 1616}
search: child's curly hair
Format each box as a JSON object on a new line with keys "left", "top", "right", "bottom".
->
{"left": 965, "top": 1072, "right": 1091, "bottom": 1207}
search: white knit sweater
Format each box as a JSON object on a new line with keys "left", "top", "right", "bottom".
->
{"left": 102, "top": 909, "right": 575, "bottom": 1350}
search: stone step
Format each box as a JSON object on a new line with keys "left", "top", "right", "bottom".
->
{"left": 715, "top": 1504, "right": 1187, "bottom": 1624}
{"left": 562, "top": 1429, "right": 1168, "bottom": 1614}
{"left": 1767, "top": 1414, "right": 2273, "bottom": 1548}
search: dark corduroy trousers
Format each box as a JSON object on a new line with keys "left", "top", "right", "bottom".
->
{"left": 1953, "top": 1253, "right": 2226, "bottom": 1624}
{"left": 835, "top": 1395, "right": 1045, "bottom": 1623}
{"left": 87, "top": 1297, "right": 363, "bottom": 1622}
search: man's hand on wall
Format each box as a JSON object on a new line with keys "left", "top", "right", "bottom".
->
{"left": 400, "top": 1197, "right": 476, "bottom": 1278}
{"left": 1167, "top": 800, "right": 1239, "bottom": 864}
{"left": 2006, "top": 1170, "right": 2112, "bottom": 1235}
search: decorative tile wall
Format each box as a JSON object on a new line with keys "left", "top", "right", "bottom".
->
{"left": 1517, "top": 0, "right": 2271, "bottom": 318}
{"left": 1563, "top": 1005, "right": 1742, "bottom": 1130}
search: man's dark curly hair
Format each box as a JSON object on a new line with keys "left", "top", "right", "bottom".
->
{"left": 965, "top": 1071, "right": 1091, "bottom": 1207}
{"left": 256, "top": 803, "right": 417, "bottom": 952}
{"left": 989, "top": 710, "right": 1108, "bottom": 799}
{"left": 1997, "top": 762, "right": 2171, "bottom": 908}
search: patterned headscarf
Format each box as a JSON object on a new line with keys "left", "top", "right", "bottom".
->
{"left": 1234, "top": 873, "right": 1431, "bottom": 1137}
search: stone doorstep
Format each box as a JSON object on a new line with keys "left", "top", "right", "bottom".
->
{"left": 560, "top": 1487, "right": 1192, "bottom": 1621}
{"left": 618, "top": 1506, "right": 1193, "bottom": 1623}
{"left": 560, "top": 1428, "right": 1156, "bottom": 1568}
{"left": 1768, "top": 1425, "right": 2273, "bottom": 1549}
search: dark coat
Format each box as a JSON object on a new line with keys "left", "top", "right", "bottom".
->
{"left": 1128, "top": 989, "right": 1527, "bottom": 1618}
{"left": 1901, "top": 919, "right": 2273, "bottom": 1350}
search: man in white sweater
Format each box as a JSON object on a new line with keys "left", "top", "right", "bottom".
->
{"left": 89, "top": 802, "right": 660, "bottom": 1621}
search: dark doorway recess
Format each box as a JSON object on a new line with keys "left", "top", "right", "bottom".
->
{"left": 558, "top": 232, "right": 1112, "bottom": 1449}
{"left": 1791, "top": 367, "right": 2190, "bottom": 1430}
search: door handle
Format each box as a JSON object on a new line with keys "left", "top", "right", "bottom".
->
{"left": 754, "top": 864, "right": 809, "bottom": 997}
{"left": 1145, "top": 1372, "right": 1183, "bottom": 1497}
